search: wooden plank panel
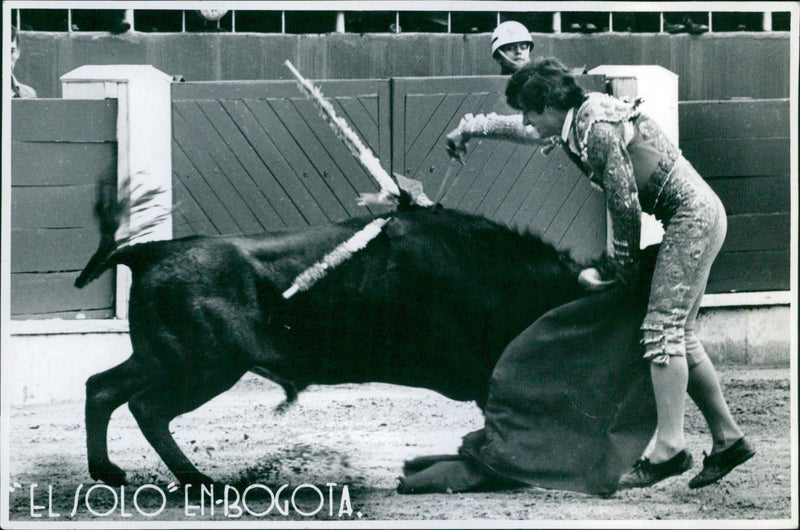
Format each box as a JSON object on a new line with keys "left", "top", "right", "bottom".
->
{"left": 544, "top": 174, "right": 593, "bottom": 245}
{"left": 709, "top": 175, "right": 790, "bottom": 215}
{"left": 12, "top": 99, "right": 117, "bottom": 142}
{"left": 492, "top": 149, "right": 559, "bottom": 227}
{"left": 172, "top": 103, "right": 264, "bottom": 234}
{"left": 13, "top": 308, "right": 114, "bottom": 321}
{"left": 722, "top": 213, "right": 790, "bottom": 252}
{"left": 10, "top": 271, "right": 114, "bottom": 315}
{"left": 406, "top": 93, "right": 490, "bottom": 176}
{"left": 11, "top": 141, "right": 116, "bottom": 186}
{"left": 447, "top": 92, "right": 519, "bottom": 211}
{"left": 11, "top": 227, "right": 100, "bottom": 273}
{"left": 12, "top": 185, "right": 96, "bottom": 229}
{"left": 173, "top": 79, "right": 384, "bottom": 101}
{"left": 268, "top": 98, "right": 363, "bottom": 218}
{"left": 332, "top": 94, "right": 392, "bottom": 174}
{"left": 195, "top": 100, "right": 300, "bottom": 229}
{"left": 457, "top": 141, "right": 519, "bottom": 213}
{"left": 219, "top": 99, "right": 329, "bottom": 226}
{"left": 181, "top": 101, "right": 278, "bottom": 232}
{"left": 408, "top": 92, "right": 488, "bottom": 200}
{"left": 441, "top": 140, "right": 499, "bottom": 208}
{"left": 679, "top": 99, "right": 789, "bottom": 140}
{"left": 244, "top": 99, "right": 350, "bottom": 222}
{"left": 437, "top": 93, "right": 509, "bottom": 208}
{"left": 292, "top": 98, "right": 384, "bottom": 215}
{"left": 707, "top": 250, "right": 789, "bottom": 293}
{"left": 334, "top": 96, "right": 378, "bottom": 158}
{"left": 508, "top": 153, "right": 569, "bottom": 229}
{"left": 681, "top": 138, "right": 789, "bottom": 178}
{"left": 404, "top": 93, "right": 447, "bottom": 147}
{"left": 475, "top": 145, "right": 538, "bottom": 219}
{"left": 526, "top": 164, "right": 578, "bottom": 237}
{"left": 559, "top": 191, "right": 607, "bottom": 263}
{"left": 172, "top": 178, "right": 219, "bottom": 238}
{"left": 172, "top": 141, "right": 241, "bottom": 235}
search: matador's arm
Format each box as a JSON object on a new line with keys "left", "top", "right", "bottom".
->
{"left": 585, "top": 121, "right": 642, "bottom": 287}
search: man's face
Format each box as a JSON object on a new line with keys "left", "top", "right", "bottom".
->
{"left": 522, "top": 106, "right": 568, "bottom": 139}
{"left": 10, "top": 37, "right": 20, "bottom": 71}
{"left": 496, "top": 41, "right": 531, "bottom": 71}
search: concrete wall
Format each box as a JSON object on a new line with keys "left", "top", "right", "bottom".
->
{"left": 5, "top": 332, "right": 131, "bottom": 405}
{"left": 696, "top": 306, "right": 791, "bottom": 366}
{"left": 15, "top": 32, "right": 790, "bottom": 100}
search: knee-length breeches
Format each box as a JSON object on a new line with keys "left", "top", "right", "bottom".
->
{"left": 641, "top": 157, "right": 727, "bottom": 366}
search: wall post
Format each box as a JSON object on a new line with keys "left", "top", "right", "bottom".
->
{"left": 60, "top": 65, "right": 173, "bottom": 318}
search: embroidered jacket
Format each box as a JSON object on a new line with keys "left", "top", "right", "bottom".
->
{"left": 569, "top": 93, "right": 643, "bottom": 286}
{"left": 568, "top": 92, "right": 681, "bottom": 286}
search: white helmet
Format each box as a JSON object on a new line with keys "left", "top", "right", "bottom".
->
{"left": 491, "top": 21, "right": 533, "bottom": 56}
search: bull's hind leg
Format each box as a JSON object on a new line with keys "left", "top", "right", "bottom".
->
{"left": 85, "top": 356, "right": 154, "bottom": 486}
{"left": 127, "top": 365, "right": 246, "bottom": 486}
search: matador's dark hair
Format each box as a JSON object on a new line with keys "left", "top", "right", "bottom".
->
{"left": 506, "top": 57, "right": 585, "bottom": 113}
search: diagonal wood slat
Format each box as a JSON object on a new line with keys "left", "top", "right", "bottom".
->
{"left": 195, "top": 100, "right": 288, "bottom": 231}
{"left": 243, "top": 98, "right": 350, "bottom": 222}
{"left": 292, "top": 98, "right": 384, "bottom": 215}
{"left": 220, "top": 99, "right": 328, "bottom": 227}
{"left": 173, "top": 103, "right": 263, "bottom": 235}
{"left": 197, "top": 100, "right": 306, "bottom": 228}
{"left": 270, "top": 98, "right": 364, "bottom": 218}
{"left": 172, "top": 80, "right": 391, "bottom": 239}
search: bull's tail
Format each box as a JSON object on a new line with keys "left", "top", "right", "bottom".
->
{"left": 75, "top": 174, "right": 168, "bottom": 288}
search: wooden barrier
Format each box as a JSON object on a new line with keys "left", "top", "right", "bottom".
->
{"left": 10, "top": 99, "right": 118, "bottom": 319}
{"left": 679, "top": 99, "right": 791, "bottom": 293}
{"left": 7, "top": 83, "right": 790, "bottom": 321}
{"left": 15, "top": 33, "right": 790, "bottom": 101}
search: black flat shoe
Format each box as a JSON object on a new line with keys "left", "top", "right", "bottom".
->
{"left": 664, "top": 22, "right": 686, "bottom": 34}
{"left": 685, "top": 18, "right": 709, "bottom": 35}
{"left": 688, "top": 437, "right": 756, "bottom": 489}
{"left": 618, "top": 450, "right": 693, "bottom": 489}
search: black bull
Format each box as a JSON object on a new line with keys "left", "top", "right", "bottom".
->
{"left": 76, "top": 187, "right": 654, "bottom": 490}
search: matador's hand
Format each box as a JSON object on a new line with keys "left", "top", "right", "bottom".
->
{"left": 541, "top": 136, "right": 561, "bottom": 155}
{"left": 445, "top": 129, "right": 468, "bottom": 162}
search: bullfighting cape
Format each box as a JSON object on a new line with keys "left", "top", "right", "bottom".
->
{"left": 400, "top": 259, "right": 658, "bottom": 495}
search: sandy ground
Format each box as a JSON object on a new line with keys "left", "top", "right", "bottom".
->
{"left": 5, "top": 365, "right": 795, "bottom": 525}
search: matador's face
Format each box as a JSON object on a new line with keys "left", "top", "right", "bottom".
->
{"left": 522, "top": 106, "right": 567, "bottom": 139}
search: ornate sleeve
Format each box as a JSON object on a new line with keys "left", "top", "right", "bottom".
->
{"left": 456, "top": 113, "right": 548, "bottom": 145}
{"left": 585, "top": 121, "right": 641, "bottom": 287}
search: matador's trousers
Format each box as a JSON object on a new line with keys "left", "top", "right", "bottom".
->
{"left": 641, "top": 156, "right": 727, "bottom": 366}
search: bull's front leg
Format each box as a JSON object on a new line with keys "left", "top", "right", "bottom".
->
{"left": 85, "top": 356, "right": 152, "bottom": 486}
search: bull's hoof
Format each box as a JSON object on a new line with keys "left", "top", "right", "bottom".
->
{"left": 89, "top": 462, "right": 128, "bottom": 487}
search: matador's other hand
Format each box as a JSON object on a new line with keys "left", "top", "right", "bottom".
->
{"left": 578, "top": 267, "right": 617, "bottom": 291}
{"left": 445, "top": 129, "right": 468, "bottom": 162}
